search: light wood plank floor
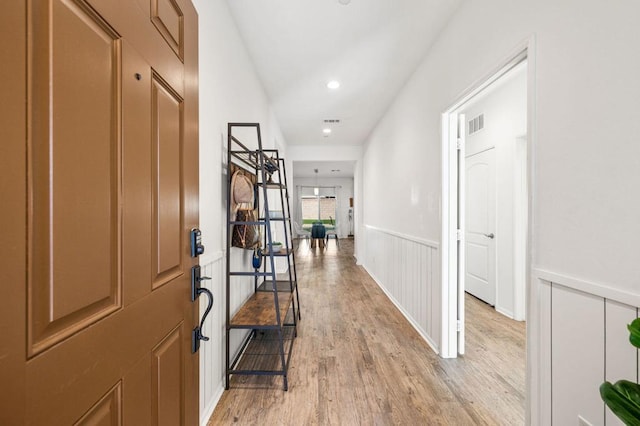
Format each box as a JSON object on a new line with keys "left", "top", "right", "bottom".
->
{"left": 208, "top": 238, "right": 525, "bottom": 425}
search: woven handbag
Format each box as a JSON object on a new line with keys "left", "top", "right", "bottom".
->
{"left": 231, "top": 170, "right": 254, "bottom": 212}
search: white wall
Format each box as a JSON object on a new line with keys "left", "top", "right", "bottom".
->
{"left": 460, "top": 66, "right": 527, "bottom": 320}
{"left": 192, "top": 1, "right": 287, "bottom": 424}
{"left": 360, "top": 0, "right": 640, "bottom": 424}
{"left": 291, "top": 177, "right": 354, "bottom": 238}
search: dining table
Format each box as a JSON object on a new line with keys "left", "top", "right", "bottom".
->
{"left": 305, "top": 222, "right": 335, "bottom": 248}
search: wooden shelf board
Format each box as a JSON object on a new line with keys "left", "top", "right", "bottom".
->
{"left": 262, "top": 248, "right": 292, "bottom": 256}
{"left": 258, "top": 217, "right": 290, "bottom": 222}
{"left": 257, "top": 280, "right": 295, "bottom": 293}
{"left": 258, "top": 182, "right": 285, "bottom": 189}
{"left": 230, "top": 291, "right": 293, "bottom": 327}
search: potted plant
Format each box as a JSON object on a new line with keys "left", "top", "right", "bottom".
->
{"left": 600, "top": 318, "right": 640, "bottom": 425}
{"left": 270, "top": 241, "right": 283, "bottom": 252}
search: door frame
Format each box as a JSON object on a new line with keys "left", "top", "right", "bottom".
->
{"left": 440, "top": 37, "right": 538, "bottom": 422}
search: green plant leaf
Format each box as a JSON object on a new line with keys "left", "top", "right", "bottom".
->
{"left": 601, "top": 381, "right": 640, "bottom": 426}
{"left": 615, "top": 380, "right": 640, "bottom": 408}
{"left": 628, "top": 319, "right": 640, "bottom": 348}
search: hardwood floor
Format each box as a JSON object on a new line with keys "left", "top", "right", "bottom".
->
{"left": 208, "top": 238, "right": 525, "bottom": 425}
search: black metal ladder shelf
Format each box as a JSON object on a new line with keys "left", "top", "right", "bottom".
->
{"left": 225, "top": 123, "right": 301, "bottom": 391}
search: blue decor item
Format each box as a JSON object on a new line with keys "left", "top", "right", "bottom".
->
{"left": 252, "top": 248, "right": 262, "bottom": 269}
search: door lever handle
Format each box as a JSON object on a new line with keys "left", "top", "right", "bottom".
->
{"left": 191, "top": 265, "right": 213, "bottom": 353}
{"left": 484, "top": 233, "right": 495, "bottom": 239}
{"left": 192, "top": 287, "right": 213, "bottom": 353}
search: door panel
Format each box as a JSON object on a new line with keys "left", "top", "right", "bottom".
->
{"left": 466, "top": 242, "right": 488, "bottom": 279}
{"left": 465, "top": 148, "right": 496, "bottom": 305}
{"left": 1, "top": 0, "right": 200, "bottom": 424}
{"left": 152, "top": 0, "right": 184, "bottom": 59}
{"left": 74, "top": 382, "right": 122, "bottom": 426}
{"left": 152, "top": 324, "right": 184, "bottom": 425}
{"left": 29, "top": 0, "right": 122, "bottom": 356}
{"left": 85, "top": 0, "right": 185, "bottom": 96}
{"left": 152, "top": 75, "right": 184, "bottom": 287}
{"left": 25, "top": 280, "right": 187, "bottom": 424}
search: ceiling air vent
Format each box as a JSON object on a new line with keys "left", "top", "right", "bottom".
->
{"left": 468, "top": 114, "right": 484, "bottom": 135}
{"left": 323, "top": 119, "right": 341, "bottom": 124}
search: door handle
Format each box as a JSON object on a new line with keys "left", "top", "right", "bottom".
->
{"left": 484, "top": 233, "right": 495, "bottom": 239}
{"left": 191, "top": 265, "right": 213, "bottom": 353}
{"left": 192, "top": 287, "right": 213, "bottom": 353}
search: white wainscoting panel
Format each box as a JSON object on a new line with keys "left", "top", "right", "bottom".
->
{"left": 363, "top": 225, "right": 440, "bottom": 352}
{"left": 199, "top": 248, "right": 257, "bottom": 425}
{"left": 551, "top": 284, "right": 604, "bottom": 426}
{"left": 536, "top": 278, "right": 552, "bottom": 426}
{"left": 534, "top": 270, "right": 640, "bottom": 426}
{"left": 199, "top": 252, "right": 225, "bottom": 426}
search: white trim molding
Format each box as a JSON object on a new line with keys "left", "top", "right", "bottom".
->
{"left": 364, "top": 224, "right": 439, "bottom": 249}
{"left": 534, "top": 267, "right": 640, "bottom": 308}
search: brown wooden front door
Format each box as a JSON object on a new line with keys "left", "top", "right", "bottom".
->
{"left": 0, "top": 0, "right": 199, "bottom": 424}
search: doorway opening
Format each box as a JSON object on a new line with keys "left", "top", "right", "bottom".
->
{"left": 460, "top": 59, "right": 528, "bottom": 325}
{"left": 441, "top": 46, "right": 532, "bottom": 422}
{"left": 291, "top": 161, "right": 356, "bottom": 242}
{"left": 441, "top": 46, "right": 532, "bottom": 356}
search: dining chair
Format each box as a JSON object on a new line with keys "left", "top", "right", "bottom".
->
{"left": 293, "top": 221, "right": 311, "bottom": 244}
{"left": 325, "top": 217, "right": 339, "bottom": 247}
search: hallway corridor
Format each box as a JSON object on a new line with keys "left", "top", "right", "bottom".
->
{"left": 209, "top": 239, "right": 525, "bottom": 425}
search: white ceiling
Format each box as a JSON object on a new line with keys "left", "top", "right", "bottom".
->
{"left": 226, "top": 0, "right": 463, "bottom": 147}
{"left": 293, "top": 160, "right": 355, "bottom": 178}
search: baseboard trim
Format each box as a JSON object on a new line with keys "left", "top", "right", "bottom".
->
{"left": 495, "top": 306, "right": 515, "bottom": 320}
{"left": 200, "top": 386, "right": 224, "bottom": 426}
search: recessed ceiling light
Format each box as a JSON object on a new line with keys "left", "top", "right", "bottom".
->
{"left": 338, "top": 0, "right": 351, "bottom": 5}
{"left": 327, "top": 80, "right": 340, "bottom": 90}
{"left": 323, "top": 128, "right": 332, "bottom": 135}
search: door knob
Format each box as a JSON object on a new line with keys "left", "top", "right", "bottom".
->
{"left": 484, "top": 233, "right": 495, "bottom": 239}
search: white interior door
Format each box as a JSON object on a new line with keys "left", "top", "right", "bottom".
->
{"left": 465, "top": 148, "right": 497, "bottom": 306}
